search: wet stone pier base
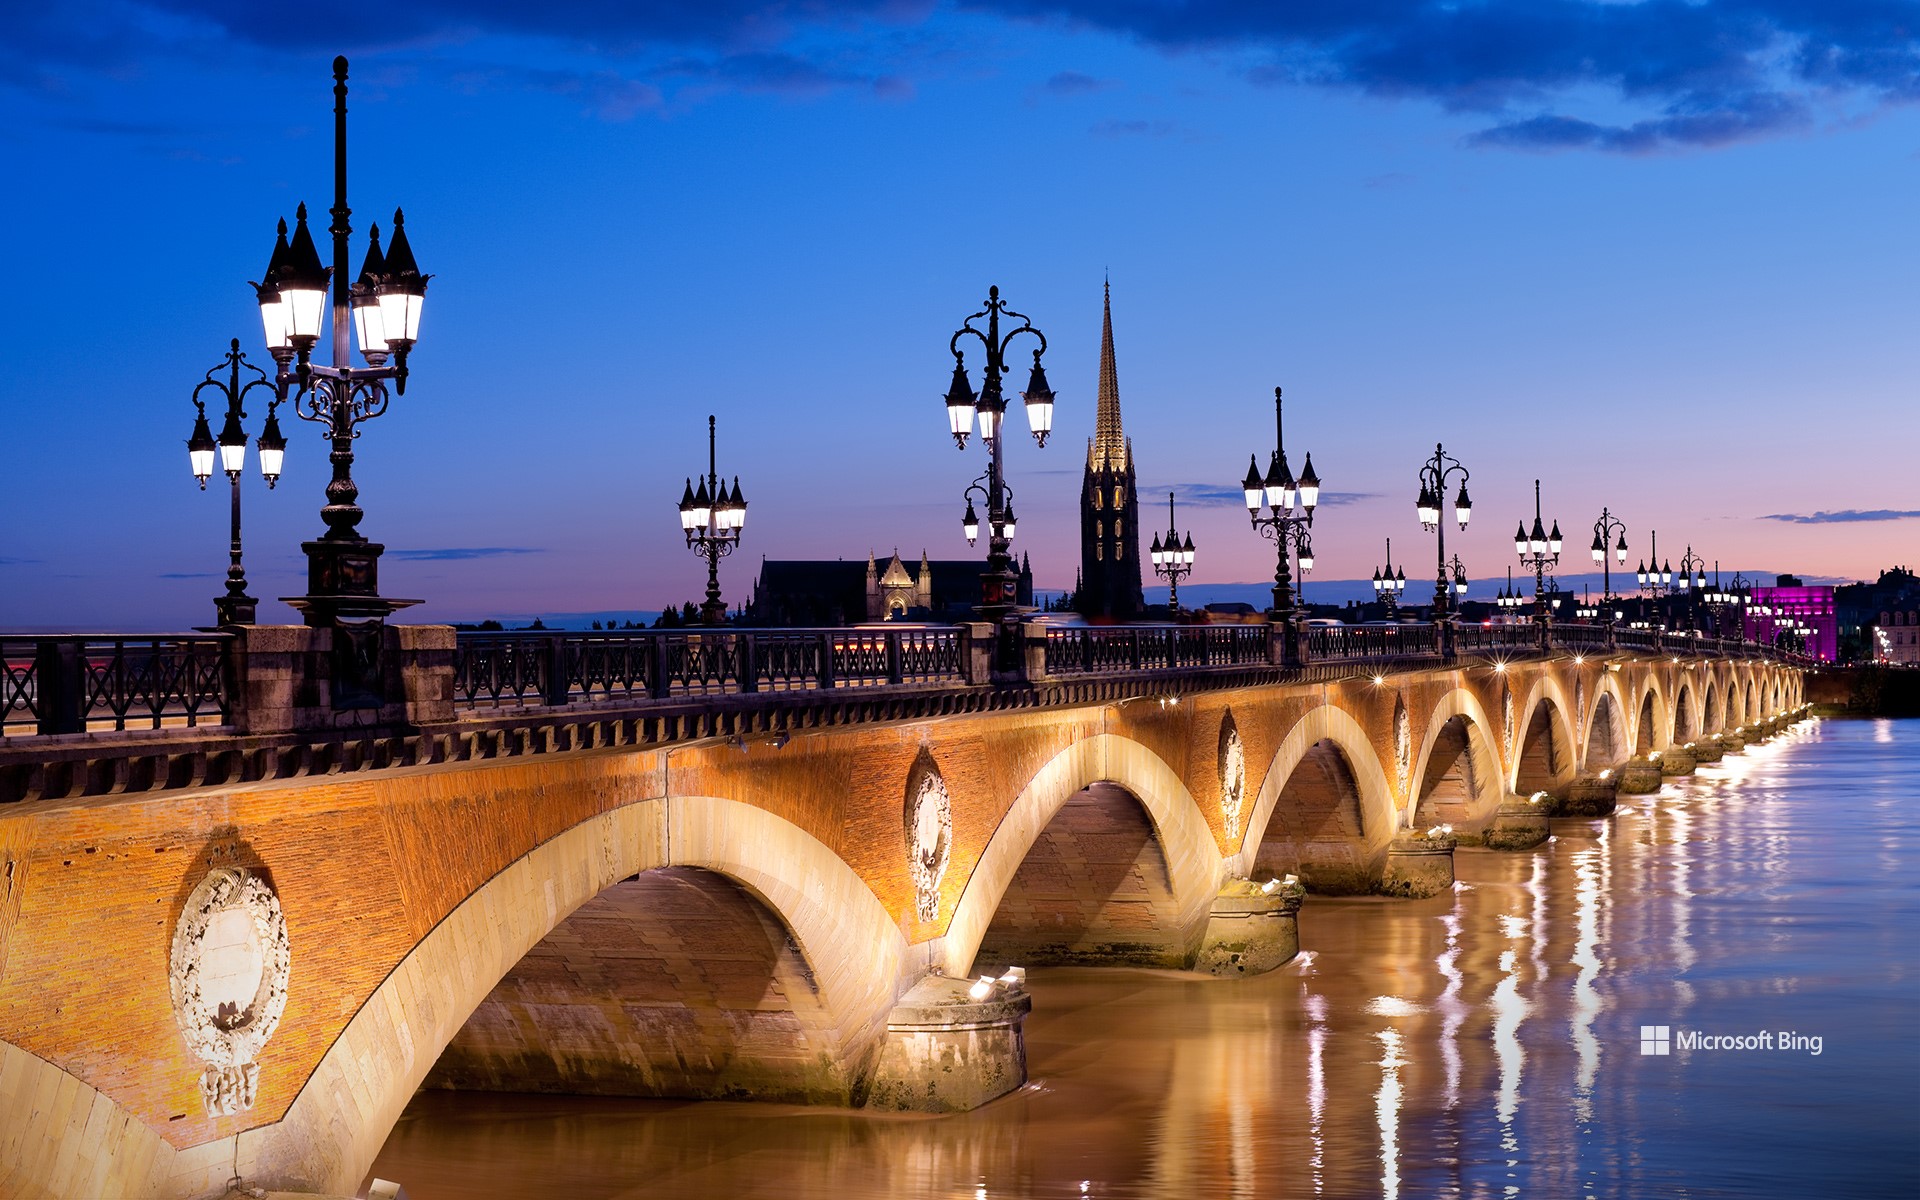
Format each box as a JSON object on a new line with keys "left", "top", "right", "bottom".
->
{"left": 866, "top": 976, "right": 1031, "bottom": 1113}
{"left": 1193, "top": 879, "right": 1305, "bottom": 977}
{"left": 1562, "top": 774, "right": 1621, "bottom": 815}
{"left": 1376, "top": 833, "right": 1457, "bottom": 899}
{"left": 1659, "top": 746, "right": 1698, "bottom": 777}
{"left": 1614, "top": 761, "right": 1663, "bottom": 794}
{"left": 1484, "top": 796, "right": 1552, "bottom": 850}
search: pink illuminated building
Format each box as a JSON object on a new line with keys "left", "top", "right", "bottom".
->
{"left": 1744, "top": 576, "right": 1837, "bottom": 662}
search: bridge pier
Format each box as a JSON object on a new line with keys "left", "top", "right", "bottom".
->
{"left": 1193, "top": 878, "right": 1305, "bottom": 977}
{"left": 865, "top": 974, "right": 1032, "bottom": 1112}
{"left": 1658, "top": 745, "right": 1698, "bottom": 776}
{"left": 1614, "top": 758, "right": 1664, "bottom": 794}
{"left": 1484, "top": 794, "right": 1552, "bottom": 850}
{"left": 1688, "top": 738, "right": 1724, "bottom": 764}
{"left": 1376, "top": 830, "right": 1457, "bottom": 898}
{"left": 1561, "top": 773, "right": 1621, "bottom": 815}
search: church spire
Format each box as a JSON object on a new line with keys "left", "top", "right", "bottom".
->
{"left": 1091, "top": 277, "right": 1127, "bottom": 471}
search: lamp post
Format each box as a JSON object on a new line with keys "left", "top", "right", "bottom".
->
{"left": 250, "top": 57, "right": 430, "bottom": 628}
{"left": 1705, "top": 567, "right": 1752, "bottom": 638}
{"left": 1149, "top": 492, "right": 1196, "bottom": 616}
{"left": 1496, "top": 565, "right": 1527, "bottom": 618}
{"left": 677, "top": 415, "right": 747, "bottom": 625}
{"left": 1635, "top": 530, "right": 1675, "bottom": 602}
{"left": 1448, "top": 554, "right": 1469, "bottom": 605}
{"left": 1512, "top": 479, "right": 1561, "bottom": 631}
{"left": 1371, "top": 538, "right": 1408, "bottom": 615}
{"left": 1675, "top": 545, "right": 1707, "bottom": 629}
{"left": 1589, "top": 507, "right": 1628, "bottom": 607}
{"left": 1415, "top": 443, "right": 1472, "bottom": 617}
{"left": 186, "top": 339, "right": 287, "bottom": 626}
{"left": 944, "top": 286, "right": 1053, "bottom": 623}
{"left": 1240, "top": 387, "right": 1320, "bottom": 629}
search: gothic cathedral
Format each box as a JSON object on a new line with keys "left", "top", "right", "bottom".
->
{"left": 1077, "top": 283, "right": 1144, "bottom": 620}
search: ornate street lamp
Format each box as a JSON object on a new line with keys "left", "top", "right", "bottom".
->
{"left": 251, "top": 57, "right": 430, "bottom": 628}
{"left": 1371, "top": 538, "right": 1408, "bottom": 615}
{"left": 677, "top": 415, "right": 748, "bottom": 625}
{"left": 1635, "top": 529, "right": 1675, "bottom": 601}
{"left": 1705, "top": 566, "right": 1752, "bottom": 637}
{"left": 1241, "top": 387, "right": 1320, "bottom": 624}
{"left": 1414, "top": 443, "right": 1471, "bottom": 616}
{"left": 1149, "top": 492, "right": 1196, "bottom": 615}
{"left": 1496, "top": 566, "right": 1527, "bottom": 616}
{"left": 944, "top": 286, "right": 1052, "bottom": 620}
{"left": 1512, "top": 479, "right": 1561, "bottom": 627}
{"left": 186, "top": 339, "right": 287, "bottom": 626}
{"left": 1590, "top": 507, "right": 1628, "bottom": 606}
{"left": 1448, "top": 554, "right": 1469, "bottom": 601}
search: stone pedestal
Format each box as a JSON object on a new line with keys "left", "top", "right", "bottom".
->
{"left": 1377, "top": 832, "right": 1457, "bottom": 899}
{"left": 1484, "top": 795, "right": 1552, "bottom": 850}
{"left": 866, "top": 975, "right": 1031, "bottom": 1112}
{"left": 1657, "top": 746, "right": 1697, "bottom": 776}
{"left": 1613, "top": 760, "right": 1662, "bottom": 795}
{"left": 1194, "top": 879, "right": 1304, "bottom": 977}
{"left": 1563, "top": 773, "right": 1622, "bottom": 814}
{"left": 1717, "top": 732, "right": 1746, "bottom": 755}
{"left": 1687, "top": 739, "right": 1723, "bottom": 764}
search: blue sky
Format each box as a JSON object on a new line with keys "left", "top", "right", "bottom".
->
{"left": 2, "top": 1, "right": 1916, "bottom": 628}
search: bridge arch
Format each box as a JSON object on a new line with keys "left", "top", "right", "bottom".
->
{"left": 1409, "top": 689, "right": 1503, "bottom": 832}
{"left": 1702, "top": 682, "right": 1719, "bottom": 735}
{"left": 1583, "top": 673, "right": 1630, "bottom": 772}
{"left": 1673, "top": 682, "right": 1698, "bottom": 743}
{"left": 1633, "top": 680, "right": 1669, "bottom": 755}
{"left": 1237, "top": 703, "right": 1397, "bottom": 894}
{"left": 1511, "top": 674, "right": 1578, "bottom": 796}
{"left": 942, "top": 733, "right": 1220, "bottom": 978}
{"left": 237, "top": 795, "right": 909, "bottom": 1197}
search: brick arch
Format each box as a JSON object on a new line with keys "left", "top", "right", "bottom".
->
{"left": 1673, "top": 682, "right": 1698, "bottom": 743}
{"left": 940, "top": 733, "right": 1221, "bottom": 979}
{"left": 1633, "top": 678, "right": 1669, "bottom": 754}
{"left": 1233, "top": 702, "right": 1397, "bottom": 889}
{"left": 1511, "top": 673, "right": 1577, "bottom": 794}
{"left": 233, "top": 796, "right": 909, "bottom": 1197}
{"left": 1702, "top": 682, "right": 1719, "bottom": 735}
{"left": 1582, "top": 673, "right": 1630, "bottom": 771}
{"left": 1409, "top": 689, "right": 1503, "bottom": 831}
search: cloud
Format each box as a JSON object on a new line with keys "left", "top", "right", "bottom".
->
{"left": 973, "top": 0, "right": 1920, "bottom": 153}
{"left": 386, "top": 547, "right": 546, "bottom": 561}
{"left": 1170, "top": 483, "right": 1377, "bottom": 508}
{"left": 1759, "top": 509, "right": 1920, "bottom": 525}
{"left": 1039, "top": 70, "right": 1112, "bottom": 96}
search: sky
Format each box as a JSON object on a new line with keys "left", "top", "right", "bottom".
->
{"left": 1, "top": 0, "right": 1916, "bottom": 629}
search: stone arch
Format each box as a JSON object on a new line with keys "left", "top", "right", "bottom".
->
{"left": 1742, "top": 679, "right": 1756, "bottom": 725}
{"left": 1634, "top": 681, "right": 1668, "bottom": 754}
{"left": 1702, "top": 683, "right": 1719, "bottom": 735}
{"left": 1409, "top": 689, "right": 1504, "bottom": 832}
{"left": 1235, "top": 702, "right": 1398, "bottom": 890}
{"left": 942, "top": 733, "right": 1221, "bottom": 979}
{"left": 1673, "top": 682, "right": 1697, "bottom": 743}
{"left": 1247, "top": 740, "right": 1379, "bottom": 894}
{"left": 234, "top": 796, "right": 909, "bottom": 1197}
{"left": 1510, "top": 674, "right": 1577, "bottom": 795}
{"left": 1583, "top": 674, "right": 1629, "bottom": 772}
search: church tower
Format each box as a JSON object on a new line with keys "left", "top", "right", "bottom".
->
{"left": 1077, "top": 282, "right": 1144, "bottom": 620}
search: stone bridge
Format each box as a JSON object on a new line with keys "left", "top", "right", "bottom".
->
{"left": 0, "top": 622, "right": 1808, "bottom": 1198}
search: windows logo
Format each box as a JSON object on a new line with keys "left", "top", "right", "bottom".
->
{"left": 1640, "top": 1025, "right": 1671, "bottom": 1056}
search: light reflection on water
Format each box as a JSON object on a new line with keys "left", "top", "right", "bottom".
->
{"left": 367, "top": 718, "right": 1920, "bottom": 1200}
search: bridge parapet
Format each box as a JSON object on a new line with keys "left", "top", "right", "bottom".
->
{"left": 0, "top": 620, "right": 1810, "bottom": 805}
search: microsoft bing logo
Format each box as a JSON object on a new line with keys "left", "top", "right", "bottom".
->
{"left": 1640, "top": 1026, "right": 1672, "bottom": 1056}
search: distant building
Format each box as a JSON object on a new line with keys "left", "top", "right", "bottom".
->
{"left": 1873, "top": 610, "right": 1920, "bottom": 665}
{"left": 1836, "top": 567, "right": 1920, "bottom": 662}
{"left": 1076, "top": 282, "right": 1145, "bottom": 622}
{"left": 1745, "top": 576, "right": 1838, "bottom": 662}
{"left": 747, "top": 551, "right": 1032, "bottom": 625}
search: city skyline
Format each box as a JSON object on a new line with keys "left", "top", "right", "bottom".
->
{"left": 3, "top": 2, "right": 1916, "bottom": 629}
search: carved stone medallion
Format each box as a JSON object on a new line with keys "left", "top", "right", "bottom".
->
{"left": 1218, "top": 710, "right": 1246, "bottom": 843}
{"left": 169, "top": 867, "right": 290, "bottom": 1116}
{"left": 904, "top": 752, "right": 953, "bottom": 922}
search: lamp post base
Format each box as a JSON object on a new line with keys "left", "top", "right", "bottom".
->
{"left": 281, "top": 539, "right": 422, "bottom": 628}
{"left": 214, "top": 593, "right": 259, "bottom": 627}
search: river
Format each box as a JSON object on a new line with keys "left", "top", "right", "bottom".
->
{"left": 365, "top": 716, "right": 1920, "bottom": 1199}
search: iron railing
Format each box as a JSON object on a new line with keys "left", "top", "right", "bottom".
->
{"left": 1041, "top": 625, "right": 1270, "bottom": 676}
{"left": 452, "top": 626, "right": 970, "bottom": 708}
{"left": 1306, "top": 623, "right": 1441, "bottom": 661}
{"left": 1, "top": 634, "right": 232, "bottom": 735}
